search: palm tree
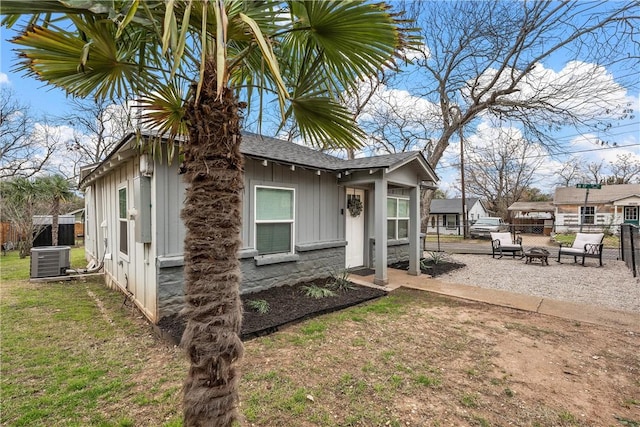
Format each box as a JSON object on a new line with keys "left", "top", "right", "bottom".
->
{"left": 38, "top": 175, "right": 74, "bottom": 246}
{"left": 2, "top": 1, "right": 412, "bottom": 424}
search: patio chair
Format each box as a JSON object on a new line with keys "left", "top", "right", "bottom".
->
{"left": 557, "top": 232, "right": 604, "bottom": 266}
{"left": 490, "top": 232, "right": 524, "bottom": 259}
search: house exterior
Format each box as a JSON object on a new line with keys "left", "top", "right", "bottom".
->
{"left": 426, "top": 198, "right": 489, "bottom": 235}
{"left": 80, "top": 131, "right": 438, "bottom": 324}
{"left": 553, "top": 184, "right": 640, "bottom": 233}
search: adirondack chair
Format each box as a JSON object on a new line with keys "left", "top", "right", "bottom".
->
{"left": 490, "top": 232, "right": 524, "bottom": 259}
{"left": 557, "top": 232, "right": 604, "bottom": 266}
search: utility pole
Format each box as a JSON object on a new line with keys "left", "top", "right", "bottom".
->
{"left": 450, "top": 105, "right": 467, "bottom": 239}
{"left": 459, "top": 125, "right": 467, "bottom": 239}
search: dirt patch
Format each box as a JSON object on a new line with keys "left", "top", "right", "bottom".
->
{"left": 240, "top": 288, "right": 640, "bottom": 426}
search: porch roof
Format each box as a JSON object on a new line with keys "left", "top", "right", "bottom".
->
{"left": 507, "top": 201, "right": 555, "bottom": 213}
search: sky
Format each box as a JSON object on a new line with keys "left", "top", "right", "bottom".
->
{"left": 1, "top": 3, "right": 639, "bottom": 196}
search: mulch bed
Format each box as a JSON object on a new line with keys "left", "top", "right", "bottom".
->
{"left": 388, "top": 257, "right": 466, "bottom": 277}
{"left": 156, "top": 278, "right": 387, "bottom": 345}
{"left": 156, "top": 259, "right": 466, "bottom": 346}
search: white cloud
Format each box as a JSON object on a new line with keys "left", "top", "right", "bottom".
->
{"left": 469, "top": 61, "right": 630, "bottom": 122}
{"left": 0, "top": 72, "right": 9, "bottom": 85}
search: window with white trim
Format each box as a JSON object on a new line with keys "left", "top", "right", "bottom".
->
{"left": 624, "top": 206, "right": 638, "bottom": 222}
{"left": 118, "top": 186, "right": 128, "bottom": 255}
{"left": 444, "top": 214, "right": 457, "bottom": 230}
{"left": 255, "top": 186, "right": 295, "bottom": 255}
{"left": 387, "top": 197, "right": 410, "bottom": 240}
{"left": 580, "top": 206, "right": 595, "bottom": 225}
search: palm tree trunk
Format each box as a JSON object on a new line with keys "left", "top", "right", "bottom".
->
{"left": 181, "top": 59, "right": 244, "bottom": 426}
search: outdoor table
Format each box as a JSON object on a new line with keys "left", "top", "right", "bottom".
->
{"left": 524, "top": 247, "right": 550, "bottom": 265}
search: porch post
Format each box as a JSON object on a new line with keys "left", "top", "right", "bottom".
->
{"left": 374, "top": 177, "right": 388, "bottom": 286}
{"left": 408, "top": 185, "right": 421, "bottom": 276}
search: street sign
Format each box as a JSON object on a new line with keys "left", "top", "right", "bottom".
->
{"left": 576, "top": 183, "right": 602, "bottom": 189}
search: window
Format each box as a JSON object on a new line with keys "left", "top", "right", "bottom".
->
{"left": 118, "top": 187, "right": 128, "bottom": 255}
{"left": 580, "top": 206, "right": 595, "bottom": 225}
{"left": 445, "top": 214, "right": 457, "bottom": 229}
{"left": 387, "top": 197, "right": 409, "bottom": 240}
{"left": 624, "top": 206, "right": 638, "bottom": 221}
{"left": 255, "top": 186, "right": 294, "bottom": 255}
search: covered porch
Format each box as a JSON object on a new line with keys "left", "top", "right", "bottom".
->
{"left": 337, "top": 152, "right": 438, "bottom": 286}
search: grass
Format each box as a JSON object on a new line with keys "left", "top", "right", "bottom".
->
{"left": 2, "top": 247, "right": 638, "bottom": 426}
{"left": 1, "top": 247, "right": 185, "bottom": 426}
{"left": 553, "top": 232, "right": 619, "bottom": 248}
{"left": 0, "top": 246, "right": 87, "bottom": 282}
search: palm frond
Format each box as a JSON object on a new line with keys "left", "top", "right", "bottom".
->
{"left": 11, "top": 18, "right": 151, "bottom": 100}
{"left": 287, "top": 96, "right": 365, "bottom": 150}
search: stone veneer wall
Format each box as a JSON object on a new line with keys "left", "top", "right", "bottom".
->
{"left": 369, "top": 238, "right": 410, "bottom": 265}
{"left": 156, "top": 241, "right": 347, "bottom": 320}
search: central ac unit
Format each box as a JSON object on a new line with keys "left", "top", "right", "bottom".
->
{"left": 30, "top": 246, "right": 71, "bottom": 278}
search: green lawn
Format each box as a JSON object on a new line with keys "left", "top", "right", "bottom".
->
{"left": 2, "top": 246, "right": 635, "bottom": 426}
{"left": 0, "top": 248, "right": 186, "bottom": 426}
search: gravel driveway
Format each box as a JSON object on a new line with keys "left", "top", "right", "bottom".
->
{"left": 438, "top": 253, "right": 640, "bottom": 314}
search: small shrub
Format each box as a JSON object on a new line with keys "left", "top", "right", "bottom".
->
{"left": 426, "top": 251, "right": 449, "bottom": 265}
{"left": 247, "top": 299, "right": 270, "bottom": 314}
{"left": 419, "top": 259, "right": 433, "bottom": 271}
{"left": 303, "top": 284, "right": 336, "bottom": 299}
{"left": 330, "top": 269, "right": 355, "bottom": 291}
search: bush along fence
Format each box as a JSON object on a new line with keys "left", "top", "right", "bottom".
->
{"left": 620, "top": 224, "right": 639, "bottom": 278}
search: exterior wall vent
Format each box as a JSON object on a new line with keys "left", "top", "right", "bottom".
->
{"left": 30, "top": 246, "right": 71, "bottom": 278}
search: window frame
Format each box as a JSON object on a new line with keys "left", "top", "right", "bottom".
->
{"left": 580, "top": 206, "right": 595, "bottom": 225}
{"left": 117, "top": 184, "right": 129, "bottom": 259}
{"left": 387, "top": 196, "right": 410, "bottom": 240}
{"left": 624, "top": 206, "right": 638, "bottom": 222}
{"left": 254, "top": 185, "right": 296, "bottom": 256}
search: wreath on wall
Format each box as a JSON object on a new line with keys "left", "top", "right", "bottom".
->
{"left": 347, "top": 197, "right": 363, "bottom": 217}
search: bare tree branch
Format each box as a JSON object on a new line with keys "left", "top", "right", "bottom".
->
{"left": 0, "top": 88, "right": 56, "bottom": 179}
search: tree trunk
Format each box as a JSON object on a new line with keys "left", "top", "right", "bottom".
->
{"left": 52, "top": 197, "right": 60, "bottom": 246}
{"left": 181, "top": 60, "right": 244, "bottom": 426}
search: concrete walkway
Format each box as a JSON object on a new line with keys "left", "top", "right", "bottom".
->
{"left": 349, "top": 267, "right": 640, "bottom": 332}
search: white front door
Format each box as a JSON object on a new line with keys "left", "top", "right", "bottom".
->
{"left": 345, "top": 188, "right": 365, "bottom": 268}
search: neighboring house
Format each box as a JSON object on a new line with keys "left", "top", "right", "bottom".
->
{"left": 507, "top": 201, "right": 555, "bottom": 235}
{"left": 553, "top": 184, "right": 640, "bottom": 233}
{"left": 426, "top": 198, "right": 489, "bottom": 235}
{"left": 79, "top": 130, "right": 438, "bottom": 324}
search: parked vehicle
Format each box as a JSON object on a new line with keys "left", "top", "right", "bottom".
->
{"left": 469, "top": 217, "right": 509, "bottom": 238}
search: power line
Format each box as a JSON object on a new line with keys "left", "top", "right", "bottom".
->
{"left": 436, "top": 142, "right": 640, "bottom": 170}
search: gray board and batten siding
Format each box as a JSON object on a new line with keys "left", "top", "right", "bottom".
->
{"left": 81, "top": 131, "right": 437, "bottom": 323}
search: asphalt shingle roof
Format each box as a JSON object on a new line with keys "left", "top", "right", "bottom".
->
{"left": 240, "top": 132, "right": 428, "bottom": 173}
{"left": 430, "top": 198, "right": 480, "bottom": 214}
{"left": 240, "top": 133, "right": 342, "bottom": 171}
{"left": 554, "top": 184, "right": 640, "bottom": 204}
{"left": 80, "top": 130, "right": 436, "bottom": 187}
